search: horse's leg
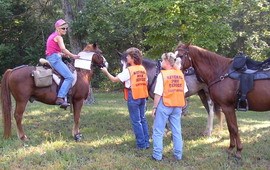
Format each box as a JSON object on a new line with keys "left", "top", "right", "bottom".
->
{"left": 182, "top": 98, "right": 189, "bottom": 116}
{"left": 197, "top": 90, "right": 214, "bottom": 136}
{"left": 14, "top": 101, "right": 28, "bottom": 141}
{"left": 222, "top": 106, "right": 242, "bottom": 158}
{"left": 72, "top": 99, "right": 84, "bottom": 141}
{"left": 214, "top": 105, "right": 224, "bottom": 132}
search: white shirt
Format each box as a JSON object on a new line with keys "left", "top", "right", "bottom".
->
{"left": 117, "top": 66, "right": 149, "bottom": 88}
{"left": 154, "top": 73, "right": 188, "bottom": 96}
{"left": 117, "top": 68, "right": 131, "bottom": 88}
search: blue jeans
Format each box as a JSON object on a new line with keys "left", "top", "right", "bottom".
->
{"left": 152, "top": 98, "right": 183, "bottom": 160}
{"left": 46, "top": 53, "right": 74, "bottom": 98}
{"left": 127, "top": 90, "right": 150, "bottom": 149}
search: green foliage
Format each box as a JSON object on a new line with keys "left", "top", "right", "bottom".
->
{"left": 0, "top": 0, "right": 269, "bottom": 88}
{"left": 72, "top": 0, "right": 144, "bottom": 88}
{"left": 227, "top": 0, "right": 270, "bottom": 59}
{"left": 124, "top": 0, "right": 235, "bottom": 57}
{"left": 0, "top": 44, "right": 16, "bottom": 76}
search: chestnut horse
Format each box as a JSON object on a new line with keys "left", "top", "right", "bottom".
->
{"left": 119, "top": 52, "right": 223, "bottom": 136}
{"left": 1, "top": 44, "right": 108, "bottom": 141}
{"left": 175, "top": 43, "right": 270, "bottom": 158}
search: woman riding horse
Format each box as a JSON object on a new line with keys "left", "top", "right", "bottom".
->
{"left": 1, "top": 43, "right": 107, "bottom": 142}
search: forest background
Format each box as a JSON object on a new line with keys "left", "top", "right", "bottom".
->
{"left": 0, "top": 0, "right": 269, "bottom": 90}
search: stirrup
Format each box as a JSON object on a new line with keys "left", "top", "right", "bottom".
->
{"left": 237, "top": 99, "right": 248, "bottom": 111}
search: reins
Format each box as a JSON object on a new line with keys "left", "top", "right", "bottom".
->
{"left": 208, "top": 71, "right": 235, "bottom": 89}
{"left": 177, "top": 46, "right": 236, "bottom": 90}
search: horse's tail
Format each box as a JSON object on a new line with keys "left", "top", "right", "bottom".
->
{"left": 1, "top": 69, "right": 12, "bottom": 138}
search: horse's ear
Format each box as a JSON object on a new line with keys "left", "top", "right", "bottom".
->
{"left": 116, "top": 50, "right": 123, "bottom": 58}
{"left": 93, "top": 43, "right": 97, "bottom": 49}
{"left": 186, "top": 41, "right": 192, "bottom": 47}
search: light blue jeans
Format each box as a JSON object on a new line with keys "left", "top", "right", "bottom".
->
{"left": 152, "top": 98, "right": 183, "bottom": 160}
{"left": 46, "top": 53, "right": 74, "bottom": 98}
{"left": 127, "top": 90, "right": 150, "bottom": 149}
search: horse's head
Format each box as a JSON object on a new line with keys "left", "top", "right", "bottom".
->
{"left": 175, "top": 43, "right": 192, "bottom": 70}
{"left": 83, "top": 43, "right": 103, "bottom": 54}
{"left": 117, "top": 50, "right": 128, "bottom": 71}
{"left": 83, "top": 43, "right": 108, "bottom": 68}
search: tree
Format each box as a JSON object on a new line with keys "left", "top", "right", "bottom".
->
{"left": 226, "top": 0, "right": 270, "bottom": 59}
{"left": 123, "top": 0, "right": 234, "bottom": 57}
{"left": 61, "top": 0, "right": 85, "bottom": 53}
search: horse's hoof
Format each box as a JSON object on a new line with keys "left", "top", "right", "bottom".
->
{"left": 74, "top": 133, "right": 82, "bottom": 142}
{"left": 235, "top": 152, "right": 242, "bottom": 159}
{"left": 226, "top": 148, "right": 234, "bottom": 156}
{"left": 203, "top": 130, "right": 211, "bottom": 136}
{"left": 20, "top": 135, "right": 29, "bottom": 141}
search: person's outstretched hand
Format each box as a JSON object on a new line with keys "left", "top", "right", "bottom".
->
{"left": 100, "top": 67, "right": 108, "bottom": 74}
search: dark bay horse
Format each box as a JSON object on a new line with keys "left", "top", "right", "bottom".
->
{"left": 119, "top": 52, "right": 223, "bottom": 136}
{"left": 1, "top": 44, "right": 108, "bottom": 141}
{"left": 175, "top": 43, "right": 270, "bottom": 158}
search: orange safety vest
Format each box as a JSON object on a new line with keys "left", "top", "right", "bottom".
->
{"left": 123, "top": 65, "right": 149, "bottom": 100}
{"left": 161, "top": 69, "right": 185, "bottom": 107}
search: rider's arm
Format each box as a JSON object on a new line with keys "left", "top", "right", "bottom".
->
{"left": 55, "top": 36, "right": 79, "bottom": 59}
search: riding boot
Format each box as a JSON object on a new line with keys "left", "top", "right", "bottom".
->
{"left": 55, "top": 97, "right": 70, "bottom": 109}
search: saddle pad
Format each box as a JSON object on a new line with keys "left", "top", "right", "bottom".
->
{"left": 52, "top": 70, "right": 77, "bottom": 87}
{"left": 74, "top": 52, "right": 94, "bottom": 70}
{"left": 229, "top": 67, "right": 270, "bottom": 80}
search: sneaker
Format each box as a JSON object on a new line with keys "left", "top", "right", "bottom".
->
{"left": 151, "top": 155, "right": 162, "bottom": 161}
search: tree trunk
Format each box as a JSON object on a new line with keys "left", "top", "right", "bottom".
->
{"left": 61, "top": 0, "right": 94, "bottom": 104}
{"left": 61, "top": 0, "right": 84, "bottom": 54}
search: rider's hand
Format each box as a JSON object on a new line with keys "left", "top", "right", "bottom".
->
{"left": 72, "top": 54, "right": 80, "bottom": 59}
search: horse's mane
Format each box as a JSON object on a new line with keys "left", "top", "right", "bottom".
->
{"left": 142, "top": 58, "right": 156, "bottom": 68}
{"left": 189, "top": 45, "right": 232, "bottom": 75}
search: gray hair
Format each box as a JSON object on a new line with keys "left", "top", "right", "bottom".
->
{"left": 161, "top": 52, "right": 182, "bottom": 69}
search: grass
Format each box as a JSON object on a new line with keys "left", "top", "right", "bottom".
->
{"left": 0, "top": 92, "right": 270, "bottom": 169}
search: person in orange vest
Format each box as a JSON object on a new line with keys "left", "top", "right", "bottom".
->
{"left": 101, "top": 47, "right": 150, "bottom": 149}
{"left": 151, "top": 52, "right": 188, "bottom": 161}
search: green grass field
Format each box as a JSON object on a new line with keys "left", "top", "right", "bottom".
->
{"left": 0, "top": 92, "right": 270, "bottom": 169}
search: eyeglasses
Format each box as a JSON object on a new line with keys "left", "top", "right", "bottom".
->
{"left": 60, "top": 27, "right": 68, "bottom": 31}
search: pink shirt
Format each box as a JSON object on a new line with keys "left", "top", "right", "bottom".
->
{"left": 46, "top": 32, "right": 61, "bottom": 56}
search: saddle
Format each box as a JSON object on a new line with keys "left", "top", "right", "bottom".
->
{"left": 31, "top": 58, "right": 77, "bottom": 108}
{"left": 38, "top": 58, "right": 77, "bottom": 87}
{"left": 229, "top": 52, "right": 270, "bottom": 111}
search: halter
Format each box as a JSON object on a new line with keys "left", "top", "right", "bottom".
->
{"left": 175, "top": 47, "right": 192, "bottom": 69}
{"left": 176, "top": 45, "right": 233, "bottom": 90}
{"left": 90, "top": 52, "right": 108, "bottom": 68}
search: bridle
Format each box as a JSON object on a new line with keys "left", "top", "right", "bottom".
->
{"left": 175, "top": 47, "right": 205, "bottom": 83}
{"left": 175, "top": 47, "right": 192, "bottom": 69}
{"left": 93, "top": 52, "right": 108, "bottom": 68}
{"left": 176, "top": 46, "right": 232, "bottom": 89}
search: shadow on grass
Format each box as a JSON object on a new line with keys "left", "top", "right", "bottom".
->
{"left": 0, "top": 93, "right": 269, "bottom": 169}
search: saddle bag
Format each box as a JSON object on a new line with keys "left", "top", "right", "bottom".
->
{"left": 32, "top": 66, "right": 53, "bottom": 87}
